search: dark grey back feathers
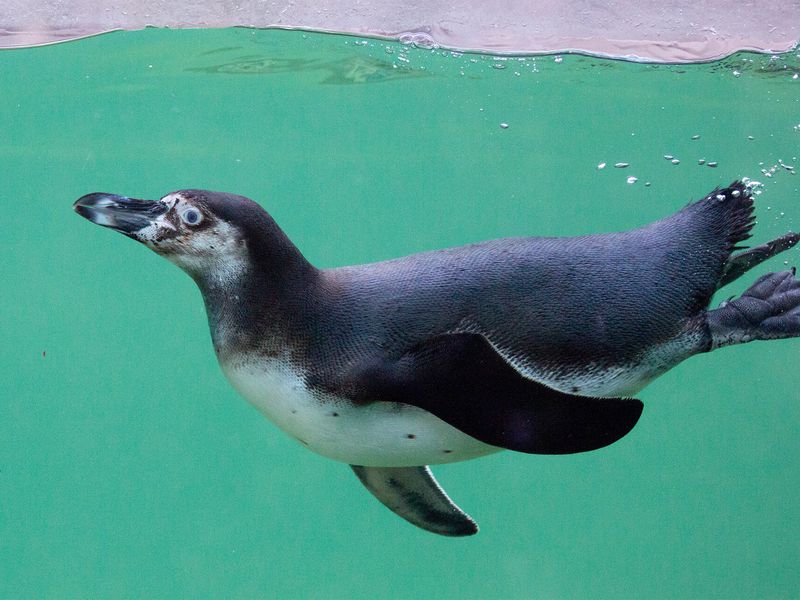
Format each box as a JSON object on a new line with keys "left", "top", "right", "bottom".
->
{"left": 304, "top": 181, "right": 755, "bottom": 382}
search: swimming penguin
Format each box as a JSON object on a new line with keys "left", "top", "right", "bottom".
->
{"left": 74, "top": 181, "right": 800, "bottom": 536}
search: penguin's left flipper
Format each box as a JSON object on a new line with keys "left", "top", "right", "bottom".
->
{"left": 356, "top": 333, "right": 643, "bottom": 455}
{"left": 719, "top": 231, "right": 800, "bottom": 288}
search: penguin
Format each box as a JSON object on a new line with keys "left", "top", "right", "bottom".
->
{"left": 73, "top": 181, "right": 800, "bottom": 537}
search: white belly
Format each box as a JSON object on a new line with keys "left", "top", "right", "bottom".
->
{"left": 220, "top": 358, "right": 501, "bottom": 467}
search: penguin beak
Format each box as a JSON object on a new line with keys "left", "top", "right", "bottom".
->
{"left": 73, "top": 193, "right": 168, "bottom": 236}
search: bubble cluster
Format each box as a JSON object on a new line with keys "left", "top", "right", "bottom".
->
{"left": 397, "top": 31, "right": 439, "bottom": 50}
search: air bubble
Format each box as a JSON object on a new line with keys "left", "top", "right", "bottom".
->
{"left": 614, "top": 162, "right": 630, "bottom": 168}
{"left": 398, "top": 31, "right": 439, "bottom": 49}
{"left": 627, "top": 176, "right": 638, "bottom": 184}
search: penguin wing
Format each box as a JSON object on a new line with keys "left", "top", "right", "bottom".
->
{"left": 350, "top": 333, "right": 643, "bottom": 455}
{"left": 350, "top": 465, "right": 478, "bottom": 536}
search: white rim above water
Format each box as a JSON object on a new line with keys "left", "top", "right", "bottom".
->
{"left": 1, "top": 0, "right": 798, "bottom": 62}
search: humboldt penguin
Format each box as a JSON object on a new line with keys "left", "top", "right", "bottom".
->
{"left": 73, "top": 180, "right": 800, "bottom": 536}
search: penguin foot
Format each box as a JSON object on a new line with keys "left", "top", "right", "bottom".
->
{"left": 719, "top": 232, "right": 800, "bottom": 289}
{"left": 707, "top": 269, "right": 800, "bottom": 349}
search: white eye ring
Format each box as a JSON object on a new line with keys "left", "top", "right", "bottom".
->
{"left": 180, "top": 208, "right": 203, "bottom": 226}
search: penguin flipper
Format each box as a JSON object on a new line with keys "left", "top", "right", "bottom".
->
{"left": 350, "top": 465, "right": 478, "bottom": 536}
{"left": 719, "top": 231, "right": 800, "bottom": 288}
{"left": 355, "top": 333, "right": 643, "bottom": 455}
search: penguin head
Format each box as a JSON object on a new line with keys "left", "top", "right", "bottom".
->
{"left": 74, "top": 189, "right": 283, "bottom": 284}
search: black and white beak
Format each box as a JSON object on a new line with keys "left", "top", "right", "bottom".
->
{"left": 73, "top": 193, "right": 168, "bottom": 237}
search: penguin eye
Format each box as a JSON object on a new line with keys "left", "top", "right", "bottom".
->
{"left": 180, "top": 208, "right": 203, "bottom": 226}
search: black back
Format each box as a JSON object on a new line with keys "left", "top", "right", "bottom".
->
{"left": 305, "top": 182, "right": 754, "bottom": 385}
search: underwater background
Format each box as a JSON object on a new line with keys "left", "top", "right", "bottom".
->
{"left": 1, "top": 28, "right": 798, "bottom": 598}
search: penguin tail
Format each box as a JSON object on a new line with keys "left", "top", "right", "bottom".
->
{"left": 659, "top": 181, "right": 758, "bottom": 313}
{"left": 683, "top": 180, "right": 756, "bottom": 254}
{"left": 648, "top": 180, "right": 755, "bottom": 315}
{"left": 690, "top": 180, "right": 800, "bottom": 290}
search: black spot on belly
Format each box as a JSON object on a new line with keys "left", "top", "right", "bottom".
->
{"left": 443, "top": 449, "right": 453, "bottom": 454}
{"left": 291, "top": 409, "right": 297, "bottom": 414}
{"left": 406, "top": 434, "right": 416, "bottom": 439}
{"left": 571, "top": 386, "right": 580, "bottom": 393}
{"left": 331, "top": 412, "right": 339, "bottom": 417}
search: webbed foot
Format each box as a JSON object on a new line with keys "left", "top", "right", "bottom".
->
{"left": 707, "top": 270, "right": 800, "bottom": 348}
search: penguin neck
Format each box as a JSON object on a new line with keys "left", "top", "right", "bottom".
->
{"left": 195, "top": 218, "right": 319, "bottom": 360}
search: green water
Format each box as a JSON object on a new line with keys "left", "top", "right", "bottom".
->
{"left": 2, "top": 28, "right": 799, "bottom": 598}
